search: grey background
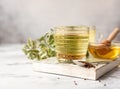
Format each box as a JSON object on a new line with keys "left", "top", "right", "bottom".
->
{"left": 0, "top": 0, "right": 120, "bottom": 44}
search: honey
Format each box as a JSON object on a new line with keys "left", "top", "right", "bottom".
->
{"left": 88, "top": 43, "right": 120, "bottom": 60}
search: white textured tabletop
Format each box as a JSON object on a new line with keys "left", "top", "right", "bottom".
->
{"left": 0, "top": 44, "right": 120, "bottom": 89}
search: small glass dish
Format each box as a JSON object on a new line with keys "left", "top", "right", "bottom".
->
{"left": 88, "top": 42, "right": 120, "bottom": 62}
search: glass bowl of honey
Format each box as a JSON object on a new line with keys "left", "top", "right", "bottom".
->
{"left": 88, "top": 42, "right": 120, "bottom": 62}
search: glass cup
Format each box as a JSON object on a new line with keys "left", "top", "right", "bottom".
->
{"left": 86, "top": 26, "right": 96, "bottom": 59}
{"left": 89, "top": 26, "right": 96, "bottom": 43}
{"left": 54, "top": 26, "right": 89, "bottom": 63}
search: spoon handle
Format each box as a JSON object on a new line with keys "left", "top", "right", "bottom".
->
{"left": 107, "top": 27, "right": 120, "bottom": 42}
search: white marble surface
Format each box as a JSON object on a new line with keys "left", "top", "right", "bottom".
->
{"left": 0, "top": 44, "right": 120, "bottom": 89}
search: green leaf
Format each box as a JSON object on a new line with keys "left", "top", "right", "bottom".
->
{"left": 22, "top": 29, "right": 56, "bottom": 60}
{"left": 39, "top": 36, "right": 44, "bottom": 41}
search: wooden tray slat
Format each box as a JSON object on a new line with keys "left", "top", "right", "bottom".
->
{"left": 32, "top": 57, "right": 120, "bottom": 80}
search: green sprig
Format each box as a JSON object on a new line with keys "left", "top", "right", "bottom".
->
{"left": 22, "top": 29, "right": 56, "bottom": 60}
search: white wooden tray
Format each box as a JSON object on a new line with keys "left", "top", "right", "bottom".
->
{"left": 32, "top": 57, "right": 120, "bottom": 80}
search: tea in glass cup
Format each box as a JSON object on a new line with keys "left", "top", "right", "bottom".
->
{"left": 54, "top": 26, "right": 89, "bottom": 63}
{"left": 89, "top": 26, "right": 96, "bottom": 43}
